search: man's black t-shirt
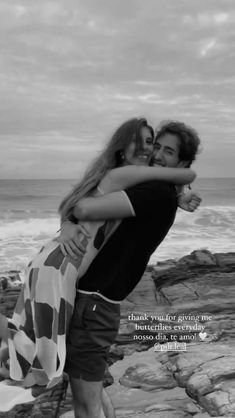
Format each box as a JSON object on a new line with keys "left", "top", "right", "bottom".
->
{"left": 78, "top": 180, "right": 177, "bottom": 301}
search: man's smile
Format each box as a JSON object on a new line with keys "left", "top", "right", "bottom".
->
{"left": 152, "top": 160, "right": 165, "bottom": 167}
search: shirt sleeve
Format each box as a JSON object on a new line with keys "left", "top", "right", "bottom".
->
{"left": 123, "top": 180, "right": 175, "bottom": 218}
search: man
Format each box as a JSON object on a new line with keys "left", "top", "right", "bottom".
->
{"left": 64, "top": 121, "right": 201, "bottom": 418}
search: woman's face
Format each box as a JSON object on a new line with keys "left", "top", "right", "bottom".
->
{"left": 123, "top": 126, "right": 154, "bottom": 166}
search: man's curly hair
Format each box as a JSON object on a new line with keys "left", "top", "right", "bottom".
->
{"left": 155, "top": 121, "right": 201, "bottom": 167}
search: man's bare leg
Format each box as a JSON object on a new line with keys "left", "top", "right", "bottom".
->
{"left": 102, "top": 388, "right": 116, "bottom": 418}
{"left": 70, "top": 377, "right": 116, "bottom": 418}
{"left": 70, "top": 376, "right": 103, "bottom": 418}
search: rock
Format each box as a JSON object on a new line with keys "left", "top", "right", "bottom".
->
{"left": 0, "top": 277, "right": 8, "bottom": 290}
{"left": 0, "top": 272, "right": 22, "bottom": 289}
{"left": 153, "top": 259, "right": 178, "bottom": 272}
{"left": 60, "top": 412, "right": 74, "bottom": 418}
{"left": 0, "top": 287, "right": 22, "bottom": 317}
{"left": 149, "top": 251, "right": 235, "bottom": 416}
{"left": 152, "top": 252, "right": 235, "bottom": 342}
{"left": 186, "top": 356, "right": 235, "bottom": 416}
{"left": 184, "top": 401, "right": 201, "bottom": 414}
{"left": 121, "top": 271, "right": 157, "bottom": 314}
{"left": 178, "top": 249, "right": 217, "bottom": 266}
{"left": 107, "top": 349, "right": 206, "bottom": 417}
{"left": 159, "top": 343, "right": 234, "bottom": 386}
{"left": 215, "top": 252, "right": 235, "bottom": 266}
{"left": 119, "top": 362, "right": 177, "bottom": 391}
{"left": 144, "top": 403, "right": 175, "bottom": 412}
{"left": 157, "top": 342, "right": 235, "bottom": 416}
{"left": 108, "top": 345, "right": 124, "bottom": 366}
{"left": 110, "top": 250, "right": 235, "bottom": 417}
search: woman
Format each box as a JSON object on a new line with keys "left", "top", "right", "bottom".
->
{"left": 0, "top": 118, "right": 197, "bottom": 390}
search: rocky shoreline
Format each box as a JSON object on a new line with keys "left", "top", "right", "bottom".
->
{"left": 105, "top": 249, "right": 235, "bottom": 418}
{"left": 1, "top": 249, "right": 235, "bottom": 417}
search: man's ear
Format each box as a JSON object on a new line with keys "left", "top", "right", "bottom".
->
{"left": 177, "top": 160, "right": 190, "bottom": 168}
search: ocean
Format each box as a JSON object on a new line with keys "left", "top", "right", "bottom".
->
{"left": 0, "top": 178, "right": 234, "bottom": 272}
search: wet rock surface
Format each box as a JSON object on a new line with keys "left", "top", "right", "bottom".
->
{"left": 1, "top": 249, "right": 234, "bottom": 417}
{"left": 106, "top": 250, "right": 235, "bottom": 417}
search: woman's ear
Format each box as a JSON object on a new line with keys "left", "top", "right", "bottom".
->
{"left": 177, "top": 160, "right": 190, "bottom": 168}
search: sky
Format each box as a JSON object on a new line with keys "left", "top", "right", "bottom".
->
{"left": 0, "top": 0, "right": 235, "bottom": 179}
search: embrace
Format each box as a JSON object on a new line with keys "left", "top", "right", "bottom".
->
{"left": 0, "top": 118, "right": 201, "bottom": 417}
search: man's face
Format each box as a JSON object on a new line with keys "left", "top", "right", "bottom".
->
{"left": 123, "top": 126, "right": 154, "bottom": 166}
{"left": 153, "top": 133, "right": 181, "bottom": 168}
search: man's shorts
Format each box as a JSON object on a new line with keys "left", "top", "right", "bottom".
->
{"left": 65, "top": 292, "right": 120, "bottom": 381}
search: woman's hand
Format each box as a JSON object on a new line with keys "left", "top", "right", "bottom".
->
{"left": 57, "top": 220, "right": 90, "bottom": 259}
{"left": 178, "top": 191, "right": 202, "bottom": 212}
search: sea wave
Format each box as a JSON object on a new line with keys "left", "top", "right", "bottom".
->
{"left": 149, "top": 205, "right": 235, "bottom": 263}
{"left": 0, "top": 194, "right": 49, "bottom": 200}
{"left": 0, "top": 217, "right": 59, "bottom": 240}
{"left": 0, "top": 205, "right": 234, "bottom": 271}
{"left": 176, "top": 205, "right": 235, "bottom": 227}
{"left": 0, "top": 208, "right": 57, "bottom": 221}
{"left": 0, "top": 217, "right": 60, "bottom": 272}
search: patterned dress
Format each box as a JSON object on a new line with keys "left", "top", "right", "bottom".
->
{"left": 6, "top": 189, "right": 120, "bottom": 388}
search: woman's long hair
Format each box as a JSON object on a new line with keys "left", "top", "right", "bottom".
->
{"left": 59, "top": 117, "right": 153, "bottom": 221}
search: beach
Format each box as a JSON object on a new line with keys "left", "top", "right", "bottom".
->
{"left": 0, "top": 177, "right": 235, "bottom": 273}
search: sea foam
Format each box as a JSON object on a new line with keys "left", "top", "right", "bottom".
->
{"left": 0, "top": 205, "right": 234, "bottom": 272}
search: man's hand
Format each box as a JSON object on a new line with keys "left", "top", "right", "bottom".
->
{"left": 178, "top": 191, "right": 202, "bottom": 212}
{"left": 57, "top": 220, "right": 90, "bottom": 259}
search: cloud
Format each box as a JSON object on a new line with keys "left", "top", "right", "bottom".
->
{"left": 184, "top": 12, "right": 229, "bottom": 27}
{"left": 198, "top": 12, "right": 227, "bottom": 26}
{"left": 0, "top": 1, "right": 72, "bottom": 28}
{"left": 0, "top": 0, "right": 234, "bottom": 178}
{"left": 199, "top": 38, "right": 218, "bottom": 56}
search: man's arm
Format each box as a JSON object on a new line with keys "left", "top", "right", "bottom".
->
{"left": 73, "top": 191, "right": 134, "bottom": 220}
{"left": 57, "top": 221, "right": 90, "bottom": 258}
{"left": 178, "top": 190, "right": 201, "bottom": 212}
{"left": 58, "top": 192, "right": 133, "bottom": 258}
{"left": 60, "top": 181, "right": 173, "bottom": 257}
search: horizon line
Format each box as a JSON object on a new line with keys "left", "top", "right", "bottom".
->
{"left": 1, "top": 176, "right": 235, "bottom": 180}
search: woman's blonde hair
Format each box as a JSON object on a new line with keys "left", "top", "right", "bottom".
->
{"left": 59, "top": 117, "right": 153, "bottom": 221}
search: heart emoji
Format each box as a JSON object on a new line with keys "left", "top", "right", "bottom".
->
{"left": 199, "top": 332, "right": 207, "bottom": 341}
